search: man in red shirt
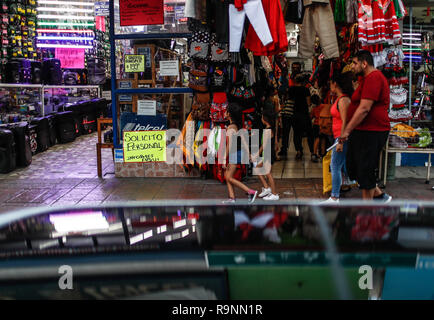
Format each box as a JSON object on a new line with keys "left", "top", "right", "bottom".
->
{"left": 340, "top": 50, "right": 392, "bottom": 201}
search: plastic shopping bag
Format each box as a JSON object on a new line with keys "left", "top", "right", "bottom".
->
{"left": 322, "top": 150, "right": 332, "bottom": 194}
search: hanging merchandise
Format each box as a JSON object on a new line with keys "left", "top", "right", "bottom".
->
{"left": 210, "top": 92, "right": 228, "bottom": 123}
{"left": 283, "top": 0, "right": 305, "bottom": 24}
{"left": 358, "top": 0, "right": 401, "bottom": 47}
{"left": 345, "top": 0, "right": 358, "bottom": 24}
{"left": 188, "top": 60, "right": 209, "bottom": 92}
{"left": 244, "top": 0, "right": 288, "bottom": 56}
{"left": 191, "top": 92, "right": 211, "bottom": 121}
{"left": 334, "top": 0, "right": 346, "bottom": 23}
{"left": 299, "top": 1, "right": 340, "bottom": 59}
{"left": 228, "top": 0, "right": 273, "bottom": 52}
{"left": 207, "top": 0, "right": 229, "bottom": 44}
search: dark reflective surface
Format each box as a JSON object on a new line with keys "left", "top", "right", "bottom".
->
{"left": 0, "top": 201, "right": 433, "bottom": 300}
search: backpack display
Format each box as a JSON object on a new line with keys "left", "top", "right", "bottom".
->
{"left": 0, "top": 128, "right": 17, "bottom": 173}
{"left": 6, "top": 122, "right": 32, "bottom": 167}
{"left": 188, "top": 61, "right": 208, "bottom": 92}
{"left": 210, "top": 92, "right": 227, "bottom": 123}
{"left": 42, "top": 58, "right": 62, "bottom": 85}
{"left": 209, "top": 64, "right": 228, "bottom": 91}
{"left": 191, "top": 92, "right": 211, "bottom": 121}
{"left": 319, "top": 103, "right": 333, "bottom": 136}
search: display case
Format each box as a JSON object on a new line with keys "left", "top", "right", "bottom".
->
{"left": 0, "top": 84, "right": 101, "bottom": 121}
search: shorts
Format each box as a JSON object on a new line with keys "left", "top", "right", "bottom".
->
{"left": 229, "top": 150, "right": 245, "bottom": 164}
{"left": 346, "top": 130, "right": 389, "bottom": 190}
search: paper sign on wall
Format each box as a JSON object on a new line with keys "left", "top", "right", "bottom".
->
{"left": 137, "top": 100, "right": 156, "bottom": 116}
{"left": 123, "top": 131, "right": 166, "bottom": 163}
{"left": 159, "top": 60, "right": 179, "bottom": 77}
{"left": 125, "top": 55, "right": 145, "bottom": 73}
{"left": 55, "top": 48, "right": 85, "bottom": 69}
{"left": 119, "top": 0, "right": 164, "bottom": 27}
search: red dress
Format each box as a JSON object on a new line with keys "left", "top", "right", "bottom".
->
{"left": 244, "top": 0, "right": 288, "bottom": 56}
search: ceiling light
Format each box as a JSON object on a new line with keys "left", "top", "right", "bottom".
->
{"left": 38, "top": 0, "right": 95, "bottom": 6}
{"left": 37, "top": 43, "right": 93, "bottom": 48}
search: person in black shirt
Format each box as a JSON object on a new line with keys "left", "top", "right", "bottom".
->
{"left": 281, "top": 74, "right": 315, "bottom": 160}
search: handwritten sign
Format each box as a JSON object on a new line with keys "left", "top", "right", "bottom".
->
{"left": 125, "top": 55, "right": 144, "bottom": 73}
{"left": 137, "top": 100, "right": 156, "bottom": 116}
{"left": 159, "top": 60, "right": 179, "bottom": 77}
{"left": 119, "top": 0, "right": 164, "bottom": 27}
{"left": 123, "top": 131, "right": 166, "bottom": 163}
{"left": 55, "top": 48, "right": 85, "bottom": 69}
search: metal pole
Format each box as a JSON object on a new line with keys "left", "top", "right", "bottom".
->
{"left": 409, "top": 5, "right": 413, "bottom": 127}
{"left": 109, "top": 0, "right": 118, "bottom": 148}
{"left": 41, "top": 86, "right": 45, "bottom": 116}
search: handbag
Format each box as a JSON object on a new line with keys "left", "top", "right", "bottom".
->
{"left": 191, "top": 92, "right": 211, "bottom": 121}
{"left": 210, "top": 92, "right": 228, "bottom": 123}
{"left": 188, "top": 61, "right": 209, "bottom": 92}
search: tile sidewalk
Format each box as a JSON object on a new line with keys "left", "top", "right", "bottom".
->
{"left": 0, "top": 132, "right": 433, "bottom": 214}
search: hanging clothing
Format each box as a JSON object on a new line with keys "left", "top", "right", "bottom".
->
{"left": 284, "top": 0, "right": 305, "bottom": 24}
{"left": 244, "top": 0, "right": 288, "bottom": 56}
{"left": 345, "top": 0, "right": 358, "bottom": 23}
{"left": 358, "top": 0, "right": 401, "bottom": 46}
{"left": 334, "top": 0, "right": 346, "bottom": 23}
{"left": 299, "top": 3, "right": 340, "bottom": 59}
{"left": 229, "top": 0, "right": 273, "bottom": 52}
{"left": 382, "top": 0, "right": 401, "bottom": 45}
{"left": 207, "top": 0, "right": 230, "bottom": 43}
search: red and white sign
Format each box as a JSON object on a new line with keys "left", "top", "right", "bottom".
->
{"left": 119, "top": 0, "right": 164, "bottom": 26}
{"left": 55, "top": 48, "right": 85, "bottom": 69}
{"left": 96, "top": 16, "right": 106, "bottom": 32}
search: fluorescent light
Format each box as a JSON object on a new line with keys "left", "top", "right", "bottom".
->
{"left": 37, "top": 7, "right": 94, "bottom": 13}
{"left": 181, "top": 228, "right": 189, "bottom": 238}
{"left": 49, "top": 211, "right": 109, "bottom": 234}
{"left": 191, "top": 218, "right": 196, "bottom": 225}
{"left": 37, "top": 28, "right": 94, "bottom": 33}
{"left": 37, "top": 43, "right": 93, "bottom": 48}
{"left": 402, "top": 43, "right": 421, "bottom": 46}
{"left": 38, "top": 36, "right": 94, "bottom": 40}
{"left": 38, "top": 14, "right": 95, "bottom": 20}
{"left": 157, "top": 225, "right": 167, "bottom": 234}
{"left": 173, "top": 219, "right": 186, "bottom": 229}
{"left": 38, "top": 22, "right": 95, "bottom": 26}
{"left": 38, "top": 0, "right": 95, "bottom": 6}
{"left": 130, "top": 230, "right": 153, "bottom": 245}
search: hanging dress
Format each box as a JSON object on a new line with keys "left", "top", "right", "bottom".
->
{"left": 244, "top": 0, "right": 288, "bottom": 56}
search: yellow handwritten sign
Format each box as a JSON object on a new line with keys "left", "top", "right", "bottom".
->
{"left": 125, "top": 55, "right": 145, "bottom": 73}
{"left": 123, "top": 131, "right": 166, "bottom": 163}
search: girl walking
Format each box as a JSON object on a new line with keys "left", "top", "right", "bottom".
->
{"left": 222, "top": 103, "right": 258, "bottom": 203}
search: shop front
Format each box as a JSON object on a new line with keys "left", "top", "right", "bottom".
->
{"left": 109, "top": 0, "right": 433, "bottom": 182}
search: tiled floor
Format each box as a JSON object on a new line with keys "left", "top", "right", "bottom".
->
{"left": 0, "top": 132, "right": 115, "bottom": 180}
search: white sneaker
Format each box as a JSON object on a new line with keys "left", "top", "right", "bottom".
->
{"left": 259, "top": 187, "right": 272, "bottom": 198}
{"left": 320, "top": 197, "right": 339, "bottom": 204}
{"left": 263, "top": 193, "right": 280, "bottom": 201}
{"left": 222, "top": 198, "right": 235, "bottom": 204}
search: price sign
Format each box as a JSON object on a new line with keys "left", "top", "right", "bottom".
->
{"left": 125, "top": 55, "right": 145, "bottom": 73}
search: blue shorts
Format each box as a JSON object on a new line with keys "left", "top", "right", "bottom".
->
{"left": 229, "top": 151, "right": 244, "bottom": 164}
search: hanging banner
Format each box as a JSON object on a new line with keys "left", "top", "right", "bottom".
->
{"left": 123, "top": 131, "right": 166, "bottom": 163}
{"left": 55, "top": 48, "right": 85, "bottom": 69}
{"left": 124, "top": 55, "right": 145, "bottom": 73}
{"left": 119, "top": 0, "right": 164, "bottom": 27}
